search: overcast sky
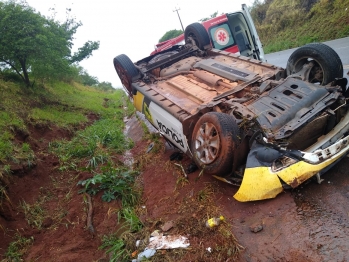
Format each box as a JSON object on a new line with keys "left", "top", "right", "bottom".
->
{"left": 26, "top": 0, "right": 254, "bottom": 88}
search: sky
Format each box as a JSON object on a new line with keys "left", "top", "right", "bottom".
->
{"left": 26, "top": 0, "right": 254, "bottom": 88}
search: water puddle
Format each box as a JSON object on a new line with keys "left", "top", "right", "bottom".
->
{"left": 123, "top": 112, "right": 158, "bottom": 168}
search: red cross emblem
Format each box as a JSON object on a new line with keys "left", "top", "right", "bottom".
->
{"left": 215, "top": 28, "right": 229, "bottom": 46}
{"left": 218, "top": 31, "right": 226, "bottom": 42}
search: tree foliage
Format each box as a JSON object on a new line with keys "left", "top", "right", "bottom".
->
{"left": 199, "top": 11, "right": 219, "bottom": 22}
{"left": 96, "top": 82, "right": 114, "bottom": 92}
{"left": 79, "top": 68, "right": 99, "bottom": 86}
{"left": 0, "top": 0, "right": 99, "bottom": 87}
{"left": 158, "top": 29, "right": 183, "bottom": 43}
{"left": 74, "top": 66, "right": 114, "bottom": 90}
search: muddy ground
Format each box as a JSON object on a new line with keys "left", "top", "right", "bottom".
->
{"left": 1, "top": 115, "right": 349, "bottom": 261}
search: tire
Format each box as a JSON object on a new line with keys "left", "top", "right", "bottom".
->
{"left": 191, "top": 112, "right": 240, "bottom": 176}
{"left": 113, "top": 54, "right": 140, "bottom": 96}
{"left": 286, "top": 43, "right": 343, "bottom": 85}
{"left": 184, "top": 22, "right": 211, "bottom": 50}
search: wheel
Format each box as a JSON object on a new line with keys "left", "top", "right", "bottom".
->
{"left": 184, "top": 22, "right": 211, "bottom": 50}
{"left": 191, "top": 112, "right": 240, "bottom": 176}
{"left": 286, "top": 43, "right": 343, "bottom": 85}
{"left": 113, "top": 54, "right": 140, "bottom": 96}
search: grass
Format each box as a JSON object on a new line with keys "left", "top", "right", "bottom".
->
{"left": 252, "top": 0, "right": 349, "bottom": 53}
{"left": 30, "top": 106, "right": 87, "bottom": 127}
{"left": 3, "top": 232, "right": 34, "bottom": 261}
{"left": 49, "top": 118, "right": 132, "bottom": 170}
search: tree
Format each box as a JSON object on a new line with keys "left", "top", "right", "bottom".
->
{"left": 199, "top": 11, "right": 219, "bottom": 22}
{"left": 0, "top": 1, "right": 99, "bottom": 87}
{"left": 79, "top": 69, "right": 99, "bottom": 86}
{"left": 97, "top": 81, "right": 114, "bottom": 91}
{"left": 158, "top": 29, "right": 183, "bottom": 43}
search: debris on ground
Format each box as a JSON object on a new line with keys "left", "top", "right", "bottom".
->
{"left": 84, "top": 193, "right": 95, "bottom": 235}
{"left": 206, "top": 216, "right": 225, "bottom": 228}
{"left": 174, "top": 163, "right": 188, "bottom": 178}
{"left": 249, "top": 222, "right": 264, "bottom": 233}
{"left": 132, "top": 248, "right": 156, "bottom": 262}
{"left": 132, "top": 234, "right": 190, "bottom": 262}
{"left": 147, "top": 233, "right": 190, "bottom": 249}
{"left": 146, "top": 142, "right": 155, "bottom": 153}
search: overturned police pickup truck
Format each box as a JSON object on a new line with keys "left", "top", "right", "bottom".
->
{"left": 113, "top": 22, "right": 348, "bottom": 202}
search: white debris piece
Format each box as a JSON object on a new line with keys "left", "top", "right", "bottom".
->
{"left": 132, "top": 248, "right": 156, "bottom": 262}
{"left": 147, "top": 234, "right": 190, "bottom": 249}
{"left": 132, "top": 234, "right": 190, "bottom": 262}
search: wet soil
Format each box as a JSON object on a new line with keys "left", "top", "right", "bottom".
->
{"left": 1, "top": 114, "right": 349, "bottom": 261}
{"left": 140, "top": 150, "right": 349, "bottom": 262}
{"left": 127, "top": 116, "right": 349, "bottom": 262}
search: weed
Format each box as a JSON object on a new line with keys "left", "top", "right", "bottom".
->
{"left": 20, "top": 197, "right": 47, "bottom": 229}
{"left": 118, "top": 207, "right": 143, "bottom": 233}
{"left": 100, "top": 234, "right": 129, "bottom": 262}
{"left": 86, "top": 153, "right": 109, "bottom": 169}
{"left": 21, "top": 143, "right": 30, "bottom": 152}
{"left": 78, "top": 165, "right": 139, "bottom": 206}
{"left": 4, "top": 232, "right": 34, "bottom": 261}
{"left": 196, "top": 184, "right": 215, "bottom": 202}
{"left": 174, "top": 175, "right": 189, "bottom": 191}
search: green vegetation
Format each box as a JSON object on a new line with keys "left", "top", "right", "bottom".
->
{"left": 0, "top": 0, "right": 99, "bottom": 87}
{"left": 250, "top": 0, "right": 349, "bottom": 53}
{"left": 30, "top": 106, "right": 87, "bottom": 127}
{"left": 20, "top": 198, "right": 46, "bottom": 229}
{"left": 78, "top": 166, "right": 139, "bottom": 205}
{"left": 158, "top": 29, "right": 183, "bottom": 43}
{"left": 0, "top": 77, "right": 130, "bottom": 202}
{"left": 4, "top": 233, "right": 34, "bottom": 261}
{"left": 49, "top": 119, "right": 132, "bottom": 170}
{"left": 100, "top": 234, "right": 128, "bottom": 262}
{"left": 0, "top": 1, "right": 144, "bottom": 260}
{"left": 199, "top": 11, "right": 219, "bottom": 22}
{"left": 118, "top": 206, "right": 143, "bottom": 232}
{"left": 0, "top": 75, "right": 140, "bottom": 259}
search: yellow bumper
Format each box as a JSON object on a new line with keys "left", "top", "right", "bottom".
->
{"left": 234, "top": 148, "right": 347, "bottom": 202}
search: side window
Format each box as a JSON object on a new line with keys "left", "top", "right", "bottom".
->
{"left": 209, "top": 23, "right": 235, "bottom": 50}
